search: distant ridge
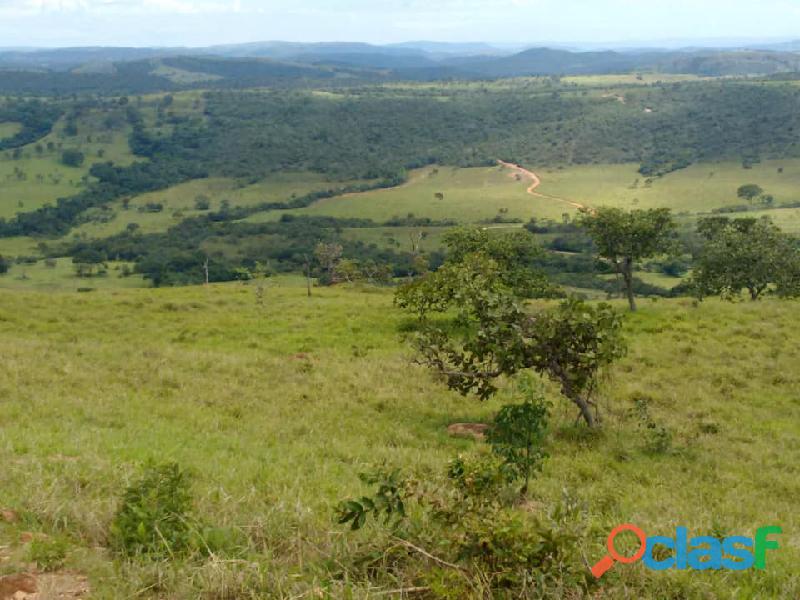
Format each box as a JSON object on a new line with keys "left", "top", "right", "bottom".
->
{"left": 0, "top": 41, "right": 799, "bottom": 92}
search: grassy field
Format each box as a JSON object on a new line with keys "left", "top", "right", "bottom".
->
{"left": 0, "top": 236, "right": 40, "bottom": 257}
{"left": 69, "top": 173, "right": 352, "bottom": 238}
{"left": 240, "top": 159, "right": 800, "bottom": 231}
{"left": 0, "top": 109, "right": 136, "bottom": 220}
{"left": 536, "top": 159, "right": 800, "bottom": 214}
{"left": 0, "top": 282, "right": 797, "bottom": 598}
{"left": 747, "top": 206, "right": 800, "bottom": 234}
{"left": 341, "top": 226, "right": 451, "bottom": 253}
{"left": 0, "top": 121, "right": 22, "bottom": 139}
{"left": 248, "top": 165, "right": 574, "bottom": 224}
{"left": 0, "top": 258, "right": 147, "bottom": 291}
{"left": 561, "top": 74, "right": 707, "bottom": 86}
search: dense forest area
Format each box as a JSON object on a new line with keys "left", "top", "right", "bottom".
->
{"left": 2, "top": 76, "right": 800, "bottom": 287}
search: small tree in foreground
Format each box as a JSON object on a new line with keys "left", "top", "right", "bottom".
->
{"left": 691, "top": 216, "right": 800, "bottom": 301}
{"left": 578, "top": 207, "right": 676, "bottom": 311}
{"left": 110, "top": 462, "right": 193, "bottom": 558}
{"left": 487, "top": 379, "right": 549, "bottom": 494}
{"left": 397, "top": 254, "right": 626, "bottom": 427}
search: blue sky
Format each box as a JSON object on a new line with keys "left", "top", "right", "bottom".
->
{"left": 2, "top": 0, "right": 800, "bottom": 48}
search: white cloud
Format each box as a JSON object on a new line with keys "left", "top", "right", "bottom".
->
{"left": 0, "top": 0, "right": 239, "bottom": 15}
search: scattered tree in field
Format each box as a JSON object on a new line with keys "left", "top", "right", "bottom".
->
{"left": 434, "top": 192, "right": 444, "bottom": 201}
{"left": 691, "top": 217, "right": 800, "bottom": 301}
{"left": 335, "top": 258, "right": 361, "bottom": 283}
{"left": 397, "top": 249, "right": 626, "bottom": 427}
{"left": 578, "top": 207, "right": 676, "bottom": 311}
{"left": 194, "top": 195, "right": 211, "bottom": 211}
{"left": 737, "top": 184, "right": 764, "bottom": 205}
{"left": 61, "top": 149, "right": 85, "bottom": 168}
{"left": 0, "top": 255, "right": 10, "bottom": 274}
{"left": 314, "top": 242, "right": 343, "bottom": 285}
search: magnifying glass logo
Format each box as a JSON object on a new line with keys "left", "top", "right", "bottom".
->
{"left": 591, "top": 524, "right": 647, "bottom": 579}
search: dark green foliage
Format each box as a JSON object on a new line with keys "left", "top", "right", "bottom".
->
{"left": 0, "top": 99, "right": 62, "bottom": 150}
{"left": 737, "top": 183, "right": 765, "bottom": 203}
{"left": 691, "top": 216, "right": 800, "bottom": 300}
{"left": 67, "top": 215, "right": 411, "bottom": 286}
{"left": 0, "top": 255, "right": 9, "bottom": 274}
{"left": 110, "top": 462, "right": 193, "bottom": 558}
{"left": 396, "top": 228, "right": 551, "bottom": 317}
{"left": 632, "top": 396, "right": 673, "bottom": 455}
{"left": 27, "top": 537, "right": 69, "bottom": 572}
{"left": 578, "top": 207, "right": 676, "bottom": 311}
{"left": 487, "top": 380, "right": 550, "bottom": 493}
{"left": 336, "top": 469, "right": 406, "bottom": 531}
{"left": 447, "top": 454, "right": 513, "bottom": 497}
{"left": 338, "top": 457, "right": 590, "bottom": 594}
{"left": 60, "top": 149, "right": 85, "bottom": 167}
{"left": 398, "top": 243, "right": 626, "bottom": 426}
{"left": 523, "top": 299, "right": 626, "bottom": 426}
{"left": 441, "top": 227, "right": 552, "bottom": 297}
{"left": 194, "top": 195, "right": 210, "bottom": 211}
{"left": 0, "top": 158, "right": 208, "bottom": 237}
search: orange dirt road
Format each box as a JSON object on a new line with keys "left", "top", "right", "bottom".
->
{"left": 497, "top": 160, "right": 588, "bottom": 211}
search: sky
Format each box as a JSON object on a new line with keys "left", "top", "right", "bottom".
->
{"left": 2, "top": 0, "right": 800, "bottom": 48}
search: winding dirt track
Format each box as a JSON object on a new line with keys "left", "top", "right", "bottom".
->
{"left": 497, "top": 160, "right": 588, "bottom": 211}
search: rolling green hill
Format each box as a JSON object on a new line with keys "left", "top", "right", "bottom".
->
{"left": 0, "top": 282, "right": 797, "bottom": 597}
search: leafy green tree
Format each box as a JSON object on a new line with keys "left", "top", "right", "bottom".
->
{"left": 578, "top": 207, "right": 676, "bottom": 311}
{"left": 397, "top": 228, "right": 552, "bottom": 317}
{"left": 61, "top": 149, "right": 85, "bottom": 168}
{"left": 487, "top": 379, "right": 549, "bottom": 494}
{"left": 314, "top": 242, "right": 343, "bottom": 285}
{"left": 442, "top": 227, "right": 550, "bottom": 296}
{"left": 0, "top": 254, "right": 10, "bottom": 275}
{"left": 397, "top": 254, "right": 626, "bottom": 427}
{"left": 692, "top": 217, "right": 800, "bottom": 300}
{"left": 737, "top": 184, "right": 764, "bottom": 204}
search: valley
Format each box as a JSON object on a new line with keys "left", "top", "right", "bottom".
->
{"left": 1, "top": 36, "right": 799, "bottom": 599}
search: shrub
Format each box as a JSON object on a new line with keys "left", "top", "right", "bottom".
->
{"left": 27, "top": 537, "right": 68, "bottom": 572}
{"left": 487, "top": 379, "right": 550, "bottom": 493}
{"left": 110, "top": 462, "right": 194, "bottom": 558}
{"left": 61, "top": 149, "right": 84, "bottom": 168}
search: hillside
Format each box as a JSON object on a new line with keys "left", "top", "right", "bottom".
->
{"left": 3, "top": 76, "right": 800, "bottom": 293}
{"left": 3, "top": 44, "right": 800, "bottom": 95}
{"left": 0, "top": 282, "right": 797, "bottom": 597}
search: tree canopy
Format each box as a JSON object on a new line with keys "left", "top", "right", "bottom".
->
{"left": 578, "top": 207, "right": 676, "bottom": 311}
{"left": 692, "top": 217, "right": 800, "bottom": 301}
{"left": 397, "top": 234, "right": 626, "bottom": 427}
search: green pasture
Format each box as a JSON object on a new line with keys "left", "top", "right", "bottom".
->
{"left": 0, "top": 258, "right": 147, "bottom": 291}
{"left": 0, "top": 121, "right": 23, "bottom": 139}
{"left": 251, "top": 165, "right": 573, "bottom": 224}
{"left": 0, "top": 283, "right": 797, "bottom": 597}
{"left": 747, "top": 206, "right": 800, "bottom": 234}
{"left": 0, "top": 110, "right": 136, "bottom": 219}
{"left": 0, "top": 236, "right": 40, "bottom": 258}
{"left": 561, "top": 73, "right": 707, "bottom": 86}
{"left": 537, "top": 159, "right": 800, "bottom": 213}
{"left": 70, "top": 173, "right": 356, "bottom": 238}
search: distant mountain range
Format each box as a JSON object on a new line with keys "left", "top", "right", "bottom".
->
{"left": 2, "top": 41, "right": 800, "bottom": 94}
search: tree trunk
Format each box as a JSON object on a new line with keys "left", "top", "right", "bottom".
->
{"left": 571, "top": 395, "right": 595, "bottom": 428}
{"left": 622, "top": 258, "right": 636, "bottom": 312}
{"left": 304, "top": 258, "right": 312, "bottom": 298}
